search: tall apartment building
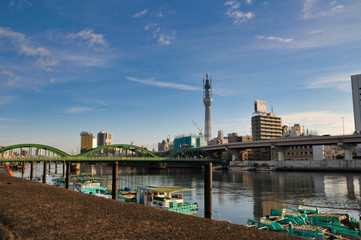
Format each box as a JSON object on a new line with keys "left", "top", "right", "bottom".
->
{"left": 251, "top": 100, "right": 282, "bottom": 141}
{"left": 97, "top": 131, "right": 113, "bottom": 147}
{"left": 80, "top": 131, "right": 95, "bottom": 153}
{"left": 351, "top": 74, "right": 361, "bottom": 132}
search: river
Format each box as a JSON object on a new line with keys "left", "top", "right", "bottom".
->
{"left": 14, "top": 163, "right": 361, "bottom": 225}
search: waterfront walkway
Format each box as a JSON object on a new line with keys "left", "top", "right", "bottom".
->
{"left": 0, "top": 174, "right": 300, "bottom": 240}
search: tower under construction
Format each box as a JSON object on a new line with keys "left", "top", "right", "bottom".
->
{"left": 203, "top": 73, "right": 213, "bottom": 142}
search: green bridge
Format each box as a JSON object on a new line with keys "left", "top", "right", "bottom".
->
{"left": 0, "top": 143, "right": 217, "bottom": 219}
{"left": 0, "top": 143, "right": 220, "bottom": 163}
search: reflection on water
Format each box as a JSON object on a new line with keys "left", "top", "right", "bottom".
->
{"left": 14, "top": 163, "right": 361, "bottom": 225}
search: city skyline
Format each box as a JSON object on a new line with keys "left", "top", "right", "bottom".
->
{"left": 1, "top": 0, "right": 360, "bottom": 153}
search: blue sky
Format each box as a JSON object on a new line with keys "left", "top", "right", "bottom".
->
{"left": 1, "top": 0, "right": 361, "bottom": 153}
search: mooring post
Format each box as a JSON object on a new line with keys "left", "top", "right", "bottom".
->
{"left": 21, "top": 161, "right": 25, "bottom": 178}
{"left": 66, "top": 161, "right": 71, "bottom": 189}
{"left": 63, "top": 160, "right": 66, "bottom": 177}
{"left": 43, "top": 161, "right": 47, "bottom": 184}
{"left": 204, "top": 162, "right": 213, "bottom": 219}
{"left": 112, "top": 161, "right": 118, "bottom": 200}
{"left": 30, "top": 161, "right": 34, "bottom": 180}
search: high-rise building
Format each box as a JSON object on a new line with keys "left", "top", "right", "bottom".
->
{"left": 97, "top": 131, "right": 113, "bottom": 147}
{"left": 80, "top": 131, "right": 95, "bottom": 153}
{"left": 251, "top": 100, "right": 282, "bottom": 141}
{"left": 203, "top": 73, "right": 213, "bottom": 142}
{"left": 351, "top": 74, "right": 361, "bottom": 132}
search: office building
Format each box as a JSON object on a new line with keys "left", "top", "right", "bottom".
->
{"left": 174, "top": 134, "right": 206, "bottom": 149}
{"left": 80, "top": 131, "right": 95, "bottom": 153}
{"left": 97, "top": 131, "right": 113, "bottom": 147}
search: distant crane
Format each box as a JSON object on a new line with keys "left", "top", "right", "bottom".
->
{"left": 192, "top": 120, "right": 203, "bottom": 136}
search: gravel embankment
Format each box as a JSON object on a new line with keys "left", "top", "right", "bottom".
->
{"left": 0, "top": 173, "right": 301, "bottom": 239}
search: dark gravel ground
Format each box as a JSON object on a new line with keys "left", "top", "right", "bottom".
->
{"left": 0, "top": 173, "right": 301, "bottom": 240}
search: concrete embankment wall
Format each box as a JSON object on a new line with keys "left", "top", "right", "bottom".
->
{"left": 0, "top": 173, "right": 299, "bottom": 240}
{"left": 238, "top": 160, "right": 361, "bottom": 172}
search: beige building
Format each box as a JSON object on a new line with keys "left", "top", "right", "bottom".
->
{"left": 252, "top": 112, "right": 282, "bottom": 141}
{"left": 80, "top": 131, "right": 95, "bottom": 153}
{"left": 158, "top": 138, "right": 174, "bottom": 151}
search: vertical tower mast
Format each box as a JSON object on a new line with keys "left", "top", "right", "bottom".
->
{"left": 203, "top": 73, "right": 213, "bottom": 142}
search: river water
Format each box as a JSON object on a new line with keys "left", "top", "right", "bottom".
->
{"left": 14, "top": 163, "right": 361, "bottom": 225}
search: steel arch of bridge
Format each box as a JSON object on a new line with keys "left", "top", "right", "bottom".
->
{"left": 0, "top": 144, "right": 70, "bottom": 157}
{"left": 78, "top": 144, "right": 158, "bottom": 158}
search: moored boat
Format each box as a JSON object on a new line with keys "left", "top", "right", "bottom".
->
{"left": 136, "top": 187, "right": 198, "bottom": 215}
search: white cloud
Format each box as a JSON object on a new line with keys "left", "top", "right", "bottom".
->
{"left": 67, "top": 107, "right": 93, "bottom": 113}
{"left": 331, "top": 5, "right": 344, "bottom": 12}
{"left": 1, "top": 70, "right": 20, "bottom": 86}
{"left": 133, "top": 9, "right": 148, "bottom": 18}
{"left": 0, "top": 27, "right": 57, "bottom": 70}
{"left": 225, "top": 1, "right": 254, "bottom": 25}
{"left": 67, "top": 29, "right": 106, "bottom": 48}
{"left": 0, "top": 117, "right": 23, "bottom": 122}
{"left": 9, "top": 0, "right": 32, "bottom": 8}
{"left": 126, "top": 77, "right": 200, "bottom": 91}
{"left": 305, "top": 73, "right": 352, "bottom": 91}
{"left": 256, "top": 35, "right": 293, "bottom": 43}
{"left": 144, "top": 24, "right": 176, "bottom": 45}
{"left": 281, "top": 111, "right": 354, "bottom": 135}
{"left": 303, "top": 0, "right": 316, "bottom": 19}
{"left": 246, "top": 0, "right": 252, "bottom": 5}
{"left": 157, "top": 33, "right": 176, "bottom": 45}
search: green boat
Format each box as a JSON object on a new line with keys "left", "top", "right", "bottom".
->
{"left": 136, "top": 187, "right": 198, "bottom": 215}
{"left": 250, "top": 205, "right": 360, "bottom": 239}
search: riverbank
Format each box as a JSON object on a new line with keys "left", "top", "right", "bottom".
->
{"left": 0, "top": 173, "right": 301, "bottom": 239}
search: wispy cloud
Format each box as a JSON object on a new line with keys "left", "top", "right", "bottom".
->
{"left": 67, "top": 107, "right": 93, "bottom": 113}
{"left": 0, "top": 27, "right": 57, "bottom": 70}
{"left": 144, "top": 24, "right": 176, "bottom": 45}
{"left": 133, "top": 9, "right": 148, "bottom": 18}
{"left": 225, "top": 1, "right": 254, "bottom": 25}
{"left": 303, "top": 0, "right": 316, "bottom": 19}
{"left": 0, "top": 117, "right": 23, "bottom": 122}
{"left": 126, "top": 77, "right": 200, "bottom": 91}
{"left": 9, "top": 0, "right": 32, "bottom": 9}
{"left": 67, "top": 29, "right": 106, "bottom": 48}
{"left": 0, "top": 70, "right": 20, "bottom": 86}
{"left": 256, "top": 35, "right": 293, "bottom": 43}
{"left": 305, "top": 73, "right": 352, "bottom": 91}
{"left": 281, "top": 111, "right": 353, "bottom": 135}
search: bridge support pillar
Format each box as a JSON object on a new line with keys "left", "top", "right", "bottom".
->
{"left": 30, "top": 161, "right": 34, "bottom": 180}
{"left": 338, "top": 143, "right": 356, "bottom": 160}
{"left": 66, "top": 161, "right": 71, "bottom": 189}
{"left": 43, "top": 161, "right": 47, "bottom": 184}
{"left": 204, "top": 162, "right": 213, "bottom": 219}
{"left": 112, "top": 161, "right": 118, "bottom": 200}
{"left": 271, "top": 146, "right": 286, "bottom": 161}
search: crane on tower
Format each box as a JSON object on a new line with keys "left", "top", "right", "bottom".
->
{"left": 192, "top": 120, "right": 203, "bottom": 136}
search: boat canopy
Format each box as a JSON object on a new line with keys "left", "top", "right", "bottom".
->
{"left": 148, "top": 187, "right": 193, "bottom": 193}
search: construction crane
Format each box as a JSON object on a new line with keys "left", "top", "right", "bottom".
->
{"left": 192, "top": 120, "right": 203, "bottom": 136}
